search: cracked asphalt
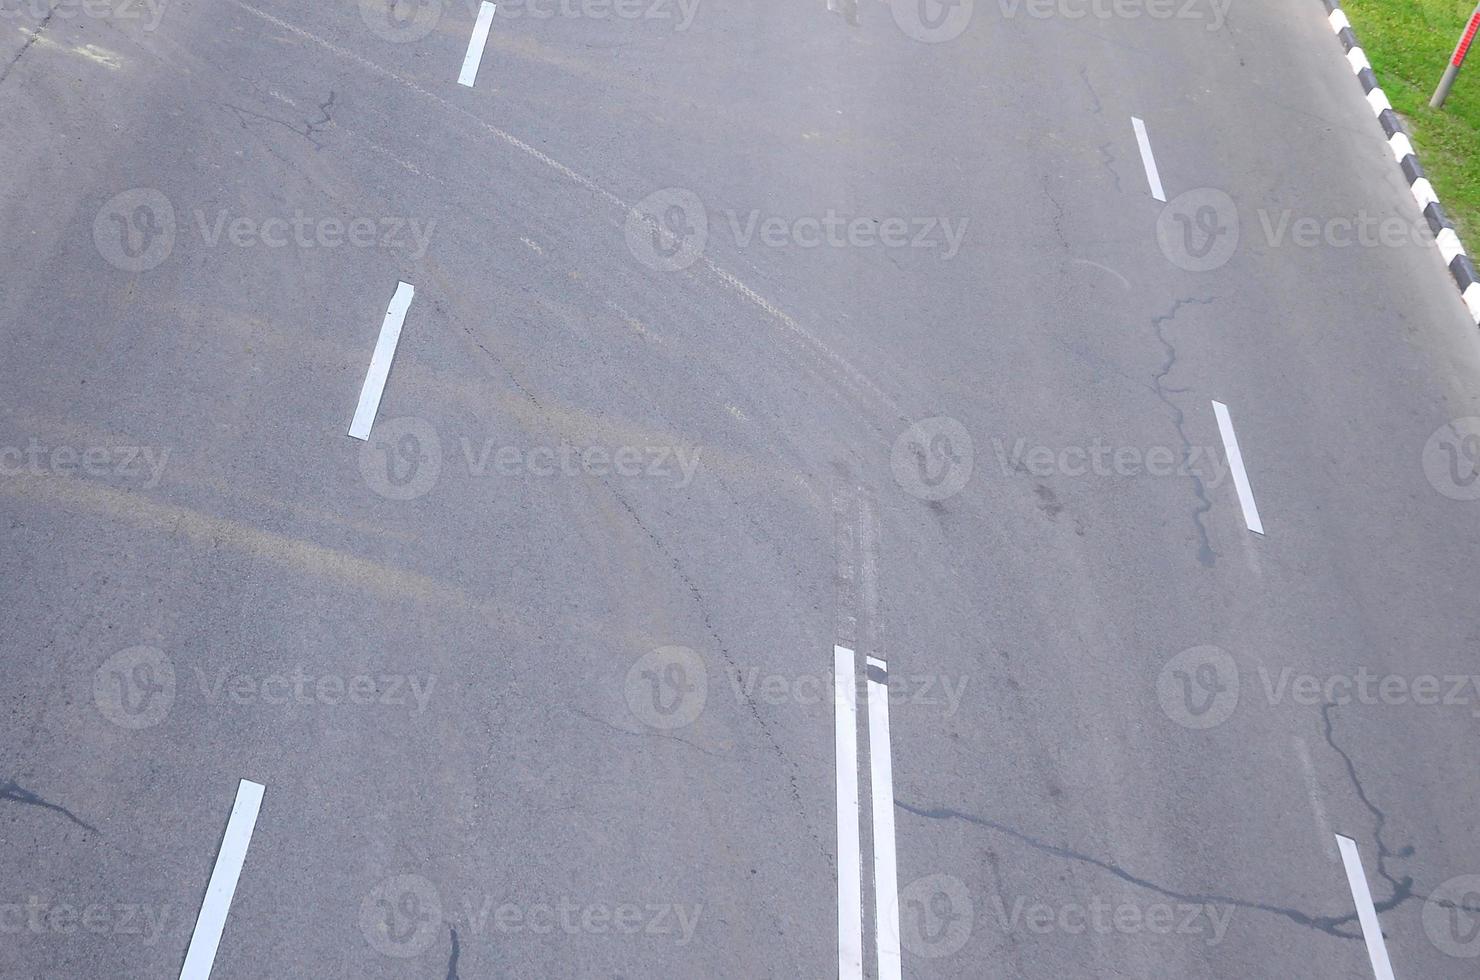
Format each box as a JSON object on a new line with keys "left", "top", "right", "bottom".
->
{"left": 4, "top": 0, "right": 1480, "bottom": 977}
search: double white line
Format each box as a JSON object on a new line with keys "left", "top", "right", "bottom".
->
{"left": 834, "top": 645, "right": 901, "bottom": 980}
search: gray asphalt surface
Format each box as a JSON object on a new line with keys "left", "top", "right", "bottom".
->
{"left": 5, "top": 0, "right": 1480, "bottom": 976}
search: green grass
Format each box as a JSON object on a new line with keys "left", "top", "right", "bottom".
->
{"left": 1342, "top": 0, "right": 1480, "bottom": 239}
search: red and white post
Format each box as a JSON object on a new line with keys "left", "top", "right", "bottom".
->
{"left": 1432, "top": 2, "right": 1480, "bottom": 108}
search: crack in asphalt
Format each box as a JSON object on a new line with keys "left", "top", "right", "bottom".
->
{"left": 0, "top": 780, "right": 99, "bottom": 835}
{"left": 605, "top": 491, "right": 813, "bottom": 829}
{"left": 445, "top": 926, "right": 460, "bottom": 979}
{"left": 895, "top": 800, "right": 1367, "bottom": 940}
{"left": 1080, "top": 66, "right": 1102, "bottom": 115}
{"left": 1320, "top": 703, "right": 1415, "bottom": 916}
{"left": 1042, "top": 175, "right": 1068, "bottom": 253}
{"left": 304, "top": 90, "right": 336, "bottom": 149}
{"left": 897, "top": 704, "right": 1480, "bottom": 945}
{"left": 0, "top": 6, "right": 55, "bottom": 88}
{"left": 218, "top": 89, "right": 334, "bottom": 150}
{"left": 1149, "top": 296, "right": 1218, "bottom": 567}
{"left": 1098, "top": 141, "right": 1121, "bottom": 193}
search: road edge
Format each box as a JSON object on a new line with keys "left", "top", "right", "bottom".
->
{"left": 1321, "top": 0, "right": 1480, "bottom": 325}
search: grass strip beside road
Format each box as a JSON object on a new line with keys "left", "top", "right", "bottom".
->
{"left": 1344, "top": 0, "right": 1480, "bottom": 238}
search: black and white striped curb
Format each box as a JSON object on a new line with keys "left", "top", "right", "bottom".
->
{"left": 1323, "top": 0, "right": 1480, "bottom": 324}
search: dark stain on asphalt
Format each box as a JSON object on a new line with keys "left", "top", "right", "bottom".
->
{"left": 445, "top": 926, "right": 460, "bottom": 980}
{"left": 0, "top": 780, "right": 99, "bottom": 835}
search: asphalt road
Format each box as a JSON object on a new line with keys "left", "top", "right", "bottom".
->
{"left": 5, "top": 0, "right": 1480, "bottom": 977}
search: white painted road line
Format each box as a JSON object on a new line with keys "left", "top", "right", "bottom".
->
{"left": 1212, "top": 401, "right": 1264, "bottom": 535}
{"left": 348, "top": 281, "right": 414, "bottom": 441}
{"left": 179, "top": 779, "right": 265, "bottom": 980}
{"left": 1132, "top": 116, "right": 1166, "bottom": 202}
{"left": 866, "top": 657, "right": 901, "bottom": 980}
{"left": 834, "top": 645, "right": 864, "bottom": 980}
{"left": 1336, "top": 835, "right": 1397, "bottom": 980}
{"left": 834, "top": 648, "right": 864, "bottom": 977}
{"left": 458, "top": 2, "right": 497, "bottom": 87}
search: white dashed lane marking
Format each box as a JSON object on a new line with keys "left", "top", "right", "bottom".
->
{"left": 348, "top": 281, "right": 414, "bottom": 441}
{"left": 1132, "top": 116, "right": 1166, "bottom": 202}
{"left": 458, "top": 2, "right": 497, "bottom": 87}
{"left": 1335, "top": 835, "right": 1397, "bottom": 980}
{"left": 1212, "top": 400, "right": 1264, "bottom": 535}
{"left": 834, "top": 644, "right": 864, "bottom": 980}
{"left": 179, "top": 779, "right": 265, "bottom": 980}
{"left": 866, "top": 656, "right": 901, "bottom": 980}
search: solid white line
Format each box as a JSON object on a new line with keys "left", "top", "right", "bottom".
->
{"left": 1212, "top": 401, "right": 1264, "bottom": 535}
{"left": 457, "top": 2, "right": 496, "bottom": 87}
{"left": 834, "top": 645, "right": 863, "bottom": 980}
{"left": 1131, "top": 116, "right": 1166, "bottom": 202}
{"left": 866, "top": 657, "right": 901, "bottom": 980}
{"left": 179, "top": 779, "right": 265, "bottom": 980}
{"left": 1335, "top": 835, "right": 1397, "bottom": 980}
{"left": 348, "top": 282, "right": 414, "bottom": 441}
